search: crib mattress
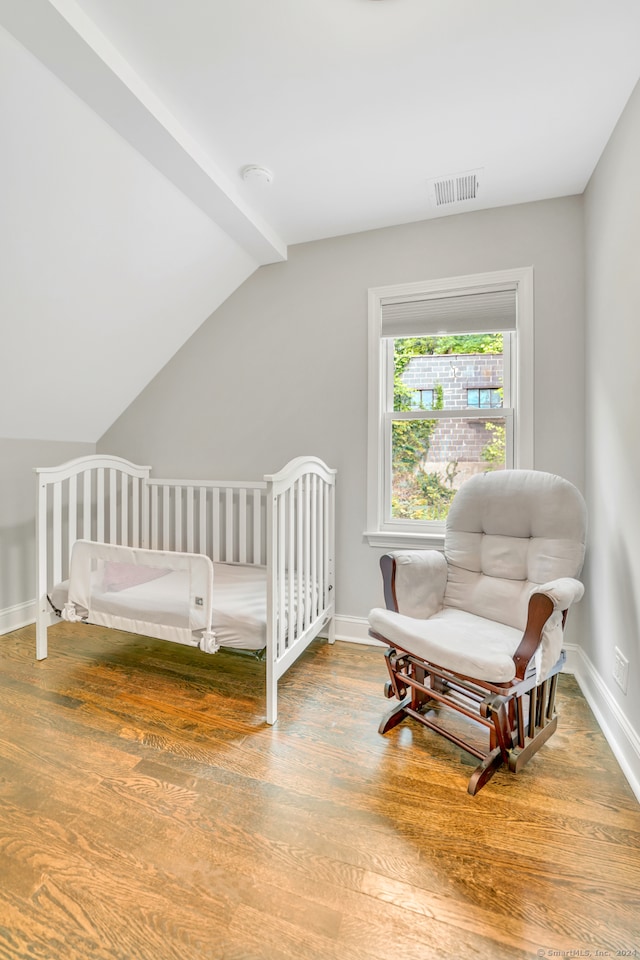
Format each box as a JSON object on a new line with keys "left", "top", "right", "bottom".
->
{"left": 51, "top": 561, "right": 269, "bottom": 651}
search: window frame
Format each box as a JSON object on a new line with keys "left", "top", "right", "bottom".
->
{"left": 365, "top": 267, "right": 534, "bottom": 548}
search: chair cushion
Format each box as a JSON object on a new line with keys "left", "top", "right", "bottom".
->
{"left": 443, "top": 470, "right": 586, "bottom": 630}
{"left": 368, "top": 606, "right": 522, "bottom": 683}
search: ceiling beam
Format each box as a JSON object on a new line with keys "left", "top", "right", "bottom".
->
{"left": 0, "top": 0, "right": 287, "bottom": 264}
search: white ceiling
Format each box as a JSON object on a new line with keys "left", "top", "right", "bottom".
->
{"left": 44, "top": 0, "right": 640, "bottom": 243}
{"left": 1, "top": 0, "right": 639, "bottom": 442}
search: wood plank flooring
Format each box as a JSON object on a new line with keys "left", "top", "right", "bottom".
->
{"left": 0, "top": 622, "right": 638, "bottom": 960}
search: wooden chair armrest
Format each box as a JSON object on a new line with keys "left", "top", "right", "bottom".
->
{"left": 512, "top": 592, "right": 555, "bottom": 680}
{"left": 380, "top": 554, "right": 399, "bottom": 612}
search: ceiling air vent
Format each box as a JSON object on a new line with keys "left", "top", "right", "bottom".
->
{"left": 428, "top": 169, "right": 482, "bottom": 208}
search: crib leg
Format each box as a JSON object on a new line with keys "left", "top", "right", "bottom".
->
{"left": 266, "top": 655, "right": 278, "bottom": 725}
{"left": 327, "top": 616, "right": 336, "bottom": 645}
{"left": 36, "top": 606, "right": 48, "bottom": 660}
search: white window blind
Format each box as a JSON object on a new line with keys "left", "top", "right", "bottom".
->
{"left": 380, "top": 288, "right": 516, "bottom": 338}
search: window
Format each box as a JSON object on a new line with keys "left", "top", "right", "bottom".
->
{"left": 410, "top": 388, "right": 434, "bottom": 409}
{"left": 467, "top": 387, "right": 502, "bottom": 409}
{"left": 366, "top": 268, "right": 533, "bottom": 547}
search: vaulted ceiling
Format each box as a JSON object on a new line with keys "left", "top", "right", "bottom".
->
{"left": 2, "top": 0, "right": 639, "bottom": 442}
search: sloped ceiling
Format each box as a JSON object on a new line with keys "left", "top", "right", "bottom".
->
{"left": 0, "top": 4, "right": 283, "bottom": 443}
{"left": 1, "top": 0, "right": 640, "bottom": 443}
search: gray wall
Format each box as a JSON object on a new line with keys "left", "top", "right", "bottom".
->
{"left": 0, "top": 438, "right": 94, "bottom": 618}
{"left": 100, "top": 196, "right": 585, "bottom": 624}
{"left": 583, "top": 79, "right": 640, "bottom": 762}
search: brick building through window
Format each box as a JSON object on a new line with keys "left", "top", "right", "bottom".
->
{"left": 401, "top": 352, "right": 503, "bottom": 463}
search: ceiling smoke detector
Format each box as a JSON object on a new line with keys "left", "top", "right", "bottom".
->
{"left": 241, "top": 165, "right": 273, "bottom": 184}
{"left": 428, "top": 169, "right": 482, "bottom": 208}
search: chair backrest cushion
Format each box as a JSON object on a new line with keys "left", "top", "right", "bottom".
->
{"left": 444, "top": 470, "right": 586, "bottom": 630}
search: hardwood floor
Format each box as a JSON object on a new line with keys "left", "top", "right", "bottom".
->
{"left": 0, "top": 623, "right": 638, "bottom": 960}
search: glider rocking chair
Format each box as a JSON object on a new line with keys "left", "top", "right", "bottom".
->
{"left": 368, "top": 469, "right": 586, "bottom": 794}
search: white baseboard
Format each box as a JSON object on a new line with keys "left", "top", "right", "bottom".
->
{"left": 333, "top": 614, "right": 382, "bottom": 645}
{"left": 0, "top": 600, "right": 36, "bottom": 636}
{"left": 560, "top": 642, "right": 580, "bottom": 675}
{"left": 571, "top": 646, "right": 640, "bottom": 804}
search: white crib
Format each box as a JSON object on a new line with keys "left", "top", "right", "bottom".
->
{"left": 35, "top": 454, "right": 336, "bottom": 723}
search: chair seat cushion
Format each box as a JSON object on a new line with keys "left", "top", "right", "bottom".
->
{"left": 368, "top": 606, "right": 522, "bottom": 683}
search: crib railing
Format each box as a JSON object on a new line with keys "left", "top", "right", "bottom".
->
{"left": 146, "top": 478, "right": 268, "bottom": 565}
{"left": 35, "top": 460, "right": 269, "bottom": 603}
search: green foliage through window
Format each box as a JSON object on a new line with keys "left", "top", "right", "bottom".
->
{"left": 481, "top": 422, "right": 506, "bottom": 468}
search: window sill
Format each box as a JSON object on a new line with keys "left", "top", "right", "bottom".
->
{"left": 363, "top": 530, "right": 445, "bottom": 551}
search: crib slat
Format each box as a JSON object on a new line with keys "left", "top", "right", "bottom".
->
{"left": 174, "top": 487, "right": 183, "bottom": 551}
{"left": 278, "top": 492, "right": 286, "bottom": 655}
{"left": 304, "top": 475, "right": 311, "bottom": 629}
{"left": 225, "top": 488, "right": 234, "bottom": 562}
{"left": 120, "top": 474, "right": 129, "bottom": 545}
{"left": 253, "top": 489, "right": 262, "bottom": 564}
{"left": 97, "top": 469, "right": 105, "bottom": 542}
{"left": 186, "top": 487, "right": 194, "bottom": 553}
{"left": 53, "top": 482, "right": 62, "bottom": 586}
{"left": 287, "top": 486, "right": 295, "bottom": 652}
{"left": 327, "top": 480, "right": 335, "bottom": 609}
{"left": 151, "top": 486, "right": 159, "bottom": 550}
{"left": 109, "top": 469, "right": 117, "bottom": 544}
{"left": 36, "top": 478, "right": 49, "bottom": 660}
{"left": 141, "top": 475, "right": 149, "bottom": 548}
{"left": 296, "top": 477, "right": 304, "bottom": 641}
{"left": 212, "top": 489, "right": 220, "bottom": 562}
{"left": 239, "top": 489, "right": 247, "bottom": 564}
{"left": 162, "top": 486, "right": 170, "bottom": 550}
{"left": 310, "top": 475, "right": 318, "bottom": 619}
{"left": 83, "top": 470, "right": 92, "bottom": 540}
{"left": 315, "top": 480, "right": 323, "bottom": 614}
{"left": 132, "top": 476, "right": 139, "bottom": 547}
{"left": 319, "top": 482, "right": 327, "bottom": 608}
{"left": 68, "top": 474, "right": 77, "bottom": 559}
{"left": 198, "top": 488, "right": 207, "bottom": 555}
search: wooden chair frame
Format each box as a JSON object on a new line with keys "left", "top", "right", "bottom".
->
{"left": 371, "top": 555, "right": 569, "bottom": 795}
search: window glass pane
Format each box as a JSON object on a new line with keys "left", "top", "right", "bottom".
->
{"left": 391, "top": 417, "right": 506, "bottom": 520}
{"left": 393, "top": 334, "right": 504, "bottom": 413}
{"left": 409, "top": 388, "right": 434, "bottom": 410}
{"left": 467, "top": 387, "right": 503, "bottom": 408}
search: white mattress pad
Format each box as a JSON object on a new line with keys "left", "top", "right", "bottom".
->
{"left": 52, "top": 560, "right": 269, "bottom": 651}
